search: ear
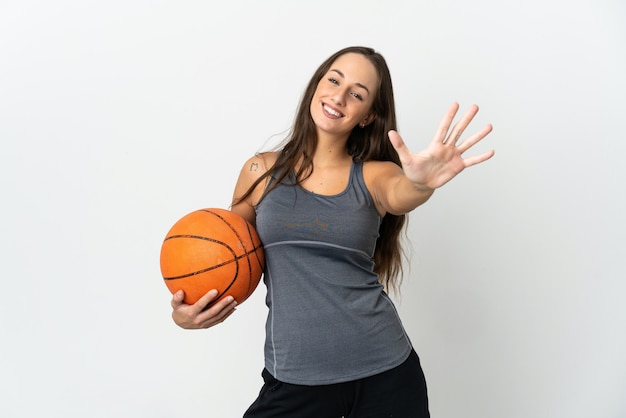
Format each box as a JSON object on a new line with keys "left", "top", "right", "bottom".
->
{"left": 360, "top": 112, "right": 377, "bottom": 128}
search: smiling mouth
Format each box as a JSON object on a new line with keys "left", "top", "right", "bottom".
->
{"left": 323, "top": 103, "right": 344, "bottom": 118}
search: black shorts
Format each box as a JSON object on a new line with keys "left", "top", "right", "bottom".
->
{"left": 243, "top": 349, "right": 430, "bottom": 418}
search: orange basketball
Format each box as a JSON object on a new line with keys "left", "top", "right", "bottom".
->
{"left": 160, "top": 208, "right": 264, "bottom": 306}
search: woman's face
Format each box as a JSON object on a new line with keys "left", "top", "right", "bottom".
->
{"left": 310, "top": 53, "right": 378, "bottom": 139}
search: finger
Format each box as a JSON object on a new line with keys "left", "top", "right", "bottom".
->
{"left": 192, "top": 289, "right": 220, "bottom": 313}
{"left": 207, "top": 304, "right": 237, "bottom": 327}
{"left": 387, "top": 130, "right": 413, "bottom": 164}
{"left": 170, "top": 290, "right": 186, "bottom": 309}
{"left": 457, "top": 123, "right": 493, "bottom": 154}
{"left": 198, "top": 296, "right": 238, "bottom": 325}
{"left": 434, "top": 102, "right": 460, "bottom": 143}
{"left": 445, "top": 104, "right": 479, "bottom": 145}
{"left": 463, "top": 149, "right": 495, "bottom": 168}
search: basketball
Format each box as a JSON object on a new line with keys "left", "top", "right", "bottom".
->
{"left": 160, "top": 208, "right": 264, "bottom": 306}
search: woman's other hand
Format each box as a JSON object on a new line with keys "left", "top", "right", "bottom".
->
{"left": 171, "top": 289, "right": 238, "bottom": 329}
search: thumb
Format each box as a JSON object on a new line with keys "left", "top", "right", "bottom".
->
{"left": 387, "top": 130, "right": 411, "bottom": 163}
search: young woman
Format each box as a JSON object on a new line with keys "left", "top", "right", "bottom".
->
{"left": 170, "top": 46, "right": 494, "bottom": 417}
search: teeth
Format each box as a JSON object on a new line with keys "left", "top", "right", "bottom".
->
{"left": 324, "top": 104, "right": 342, "bottom": 117}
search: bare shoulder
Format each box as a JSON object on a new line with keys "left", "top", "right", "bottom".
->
{"left": 363, "top": 160, "right": 403, "bottom": 187}
{"left": 231, "top": 152, "right": 279, "bottom": 223}
{"left": 241, "top": 151, "right": 278, "bottom": 179}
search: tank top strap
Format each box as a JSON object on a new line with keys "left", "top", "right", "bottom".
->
{"left": 351, "top": 159, "right": 363, "bottom": 185}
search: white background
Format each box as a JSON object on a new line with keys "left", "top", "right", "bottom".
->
{"left": 1, "top": 0, "right": 624, "bottom": 417}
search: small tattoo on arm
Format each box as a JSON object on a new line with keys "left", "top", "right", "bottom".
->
{"left": 250, "top": 162, "right": 259, "bottom": 172}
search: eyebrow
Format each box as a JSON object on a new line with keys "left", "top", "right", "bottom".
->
{"left": 330, "top": 69, "right": 370, "bottom": 95}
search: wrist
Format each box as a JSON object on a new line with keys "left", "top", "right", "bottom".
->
{"left": 409, "top": 179, "right": 435, "bottom": 194}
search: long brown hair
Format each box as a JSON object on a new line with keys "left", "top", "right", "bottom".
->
{"left": 238, "top": 46, "right": 407, "bottom": 291}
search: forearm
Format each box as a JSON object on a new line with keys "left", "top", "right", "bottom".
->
{"left": 386, "top": 175, "right": 435, "bottom": 215}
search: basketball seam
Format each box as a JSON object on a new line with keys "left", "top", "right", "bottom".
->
{"left": 162, "top": 246, "right": 263, "bottom": 281}
{"left": 162, "top": 232, "right": 264, "bottom": 281}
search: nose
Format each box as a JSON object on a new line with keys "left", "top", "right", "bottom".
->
{"left": 331, "top": 87, "right": 348, "bottom": 106}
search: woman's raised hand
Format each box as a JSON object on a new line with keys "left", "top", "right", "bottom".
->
{"left": 387, "top": 103, "right": 494, "bottom": 190}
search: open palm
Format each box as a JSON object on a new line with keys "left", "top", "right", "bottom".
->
{"left": 388, "top": 103, "right": 494, "bottom": 190}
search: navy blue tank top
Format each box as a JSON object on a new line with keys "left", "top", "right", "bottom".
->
{"left": 255, "top": 161, "right": 412, "bottom": 385}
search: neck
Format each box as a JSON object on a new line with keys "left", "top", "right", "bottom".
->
{"left": 312, "top": 131, "right": 351, "bottom": 166}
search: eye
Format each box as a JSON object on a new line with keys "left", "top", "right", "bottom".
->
{"left": 351, "top": 92, "right": 364, "bottom": 101}
{"left": 328, "top": 77, "right": 339, "bottom": 85}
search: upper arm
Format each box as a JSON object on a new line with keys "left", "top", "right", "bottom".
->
{"left": 363, "top": 160, "right": 406, "bottom": 217}
{"left": 230, "top": 152, "right": 275, "bottom": 226}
